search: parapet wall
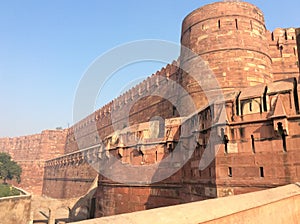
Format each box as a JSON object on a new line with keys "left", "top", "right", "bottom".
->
{"left": 71, "top": 184, "right": 300, "bottom": 224}
{"left": 0, "top": 187, "right": 32, "bottom": 224}
{"left": 43, "top": 149, "right": 98, "bottom": 198}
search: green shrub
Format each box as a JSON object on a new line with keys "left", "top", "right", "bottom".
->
{"left": 0, "top": 153, "right": 22, "bottom": 184}
{"left": 0, "top": 184, "right": 20, "bottom": 198}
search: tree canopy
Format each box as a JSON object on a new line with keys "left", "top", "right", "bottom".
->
{"left": 0, "top": 153, "right": 22, "bottom": 184}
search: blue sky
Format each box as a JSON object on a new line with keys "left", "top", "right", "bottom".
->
{"left": 0, "top": 0, "right": 300, "bottom": 137}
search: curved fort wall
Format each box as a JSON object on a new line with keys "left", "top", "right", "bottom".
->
{"left": 0, "top": 0, "right": 300, "bottom": 212}
{"left": 179, "top": 1, "right": 273, "bottom": 110}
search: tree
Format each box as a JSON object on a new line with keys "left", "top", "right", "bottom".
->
{"left": 0, "top": 153, "right": 22, "bottom": 184}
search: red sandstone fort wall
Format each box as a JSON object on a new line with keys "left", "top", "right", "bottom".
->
{"left": 43, "top": 155, "right": 97, "bottom": 198}
{"left": 1, "top": 1, "right": 300, "bottom": 218}
{"left": 69, "top": 184, "right": 300, "bottom": 224}
{"left": 77, "top": 113, "right": 219, "bottom": 217}
{"left": 64, "top": 62, "right": 180, "bottom": 154}
{"left": 179, "top": 2, "right": 274, "bottom": 113}
{"left": 0, "top": 130, "right": 67, "bottom": 195}
{"left": 268, "top": 28, "right": 299, "bottom": 81}
{"left": 94, "top": 78, "right": 300, "bottom": 217}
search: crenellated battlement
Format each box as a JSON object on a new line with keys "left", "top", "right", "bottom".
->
{"left": 66, "top": 61, "right": 180, "bottom": 152}
{"left": 267, "top": 28, "right": 299, "bottom": 81}
{"left": 87, "top": 61, "right": 178, "bottom": 119}
{"left": 179, "top": 1, "right": 273, "bottom": 112}
{"left": 269, "top": 28, "right": 297, "bottom": 42}
{"left": 0, "top": 129, "right": 67, "bottom": 195}
{"left": 1, "top": 1, "right": 300, "bottom": 216}
{"left": 0, "top": 130, "right": 67, "bottom": 154}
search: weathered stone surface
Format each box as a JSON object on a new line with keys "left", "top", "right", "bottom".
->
{"left": 70, "top": 184, "right": 300, "bottom": 224}
{"left": 0, "top": 130, "right": 67, "bottom": 195}
{"left": 0, "top": 0, "right": 300, "bottom": 221}
{"left": 0, "top": 188, "right": 31, "bottom": 224}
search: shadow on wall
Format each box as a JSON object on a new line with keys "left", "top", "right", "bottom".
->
{"left": 69, "top": 186, "right": 97, "bottom": 222}
{"left": 145, "top": 162, "right": 218, "bottom": 210}
{"left": 93, "top": 107, "right": 220, "bottom": 217}
{"left": 33, "top": 175, "right": 98, "bottom": 224}
{"left": 145, "top": 120, "right": 218, "bottom": 210}
{"left": 65, "top": 184, "right": 300, "bottom": 224}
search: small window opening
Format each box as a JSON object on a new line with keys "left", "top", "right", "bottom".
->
{"left": 279, "top": 45, "right": 283, "bottom": 57}
{"left": 249, "top": 101, "right": 253, "bottom": 112}
{"left": 251, "top": 135, "right": 256, "bottom": 153}
{"left": 155, "top": 151, "right": 158, "bottom": 162}
{"left": 222, "top": 128, "right": 229, "bottom": 154}
{"left": 168, "top": 143, "right": 174, "bottom": 158}
{"left": 224, "top": 138, "right": 228, "bottom": 154}
{"left": 139, "top": 149, "right": 145, "bottom": 163}
{"left": 289, "top": 92, "right": 293, "bottom": 109}
{"left": 260, "top": 167, "right": 264, "bottom": 178}
{"left": 218, "top": 20, "right": 221, "bottom": 29}
{"left": 283, "top": 134, "right": 287, "bottom": 152}
{"left": 293, "top": 77, "right": 300, "bottom": 114}
{"left": 263, "top": 87, "right": 268, "bottom": 112}
{"left": 172, "top": 106, "right": 177, "bottom": 116}
{"left": 284, "top": 31, "right": 288, "bottom": 40}
{"left": 236, "top": 97, "right": 240, "bottom": 116}
{"left": 277, "top": 122, "right": 287, "bottom": 152}
{"left": 239, "top": 127, "right": 245, "bottom": 138}
{"left": 228, "top": 167, "right": 232, "bottom": 177}
{"left": 235, "top": 19, "right": 238, "bottom": 30}
{"left": 231, "top": 129, "right": 235, "bottom": 139}
{"left": 271, "top": 32, "right": 275, "bottom": 41}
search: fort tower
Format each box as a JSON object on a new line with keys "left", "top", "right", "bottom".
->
{"left": 180, "top": 1, "right": 273, "bottom": 109}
